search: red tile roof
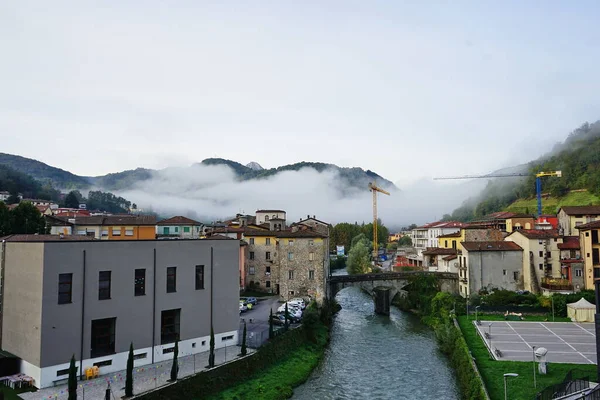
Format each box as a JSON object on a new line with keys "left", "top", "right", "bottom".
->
{"left": 461, "top": 241, "right": 523, "bottom": 251}
{"left": 442, "top": 254, "right": 458, "bottom": 261}
{"left": 559, "top": 206, "right": 600, "bottom": 216}
{"left": 256, "top": 209, "right": 286, "bottom": 213}
{"left": 558, "top": 236, "right": 580, "bottom": 250}
{"left": 157, "top": 216, "right": 201, "bottom": 225}
{"left": 422, "top": 248, "right": 457, "bottom": 256}
{"left": 438, "top": 232, "right": 461, "bottom": 238}
{"left": 577, "top": 220, "right": 600, "bottom": 230}
{"left": 508, "top": 229, "right": 560, "bottom": 239}
{"left": 0, "top": 234, "right": 95, "bottom": 242}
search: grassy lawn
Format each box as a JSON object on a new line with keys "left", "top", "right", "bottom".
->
{"left": 0, "top": 385, "right": 37, "bottom": 400}
{"left": 458, "top": 315, "right": 597, "bottom": 400}
{"left": 506, "top": 190, "right": 600, "bottom": 214}
{"left": 471, "top": 313, "right": 571, "bottom": 323}
{"left": 207, "top": 326, "right": 329, "bottom": 400}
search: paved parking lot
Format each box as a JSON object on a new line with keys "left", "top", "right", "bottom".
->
{"left": 475, "top": 321, "right": 597, "bottom": 364}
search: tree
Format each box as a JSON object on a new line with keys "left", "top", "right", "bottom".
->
{"left": 170, "top": 339, "right": 179, "bottom": 381}
{"left": 68, "top": 354, "right": 77, "bottom": 400}
{"left": 0, "top": 202, "right": 10, "bottom": 236}
{"left": 346, "top": 235, "right": 371, "bottom": 274}
{"left": 6, "top": 192, "right": 20, "bottom": 205}
{"left": 398, "top": 236, "right": 412, "bottom": 246}
{"left": 10, "top": 202, "right": 47, "bottom": 234}
{"left": 125, "top": 343, "right": 134, "bottom": 397}
{"left": 284, "top": 303, "right": 289, "bottom": 331}
{"left": 64, "top": 191, "right": 80, "bottom": 208}
{"left": 269, "top": 309, "right": 274, "bottom": 339}
{"left": 240, "top": 322, "right": 247, "bottom": 356}
{"left": 208, "top": 327, "right": 215, "bottom": 368}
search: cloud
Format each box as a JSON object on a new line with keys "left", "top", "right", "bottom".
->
{"left": 116, "top": 164, "right": 487, "bottom": 227}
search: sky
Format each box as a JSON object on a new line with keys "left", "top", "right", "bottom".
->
{"left": 1, "top": 1, "right": 600, "bottom": 225}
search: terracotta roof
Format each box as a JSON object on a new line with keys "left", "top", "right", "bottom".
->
{"left": 508, "top": 214, "right": 535, "bottom": 219}
{"left": 0, "top": 234, "right": 94, "bottom": 242}
{"left": 297, "top": 217, "right": 330, "bottom": 226}
{"left": 461, "top": 241, "right": 523, "bottom": 252}
{"left": 202, "top": 235, "right": 236, "bottom": 240}
{"left": 256, "top": 209, "right": 286, "bottom": 213}
{"left": 67, "top": 215, "right": 157, "bottom": 226}
{"left": 442, "top": 254, "right": 458, "bottom": 261}
{"left": 559, "top": 206, "right": 600, "bottom": 216}
{"left": 212, "top": 227, "right": 246, "bottom": 233}
{"left": 157, "top": 216, "right": 201, "bottom": 225}
{"left": 438, "top": 232, "right": 461, "bottom": 238}
{"left": 577, "top": 220, "right": 600, "bottom": 230}
{"left": 244, "top": 229, "right": 278, "bottom": 237}
{"left": 415, "top": 221, "right": 443, "bottom": 230}
{"left": 558, "top": 236, "right": 580, "bottom": 250}
{"left": 486, "top": 211, "right": 517, "bottom": 219}
{"left": 422, "top": 248, "right": 457, "bottom": 256}
{"left": 277, "top": 230, "right": 327, "bottom": 239}
{"left": 508, "top": 229, "right": 560, "bottom": 239}
{"left": 45, "top": 215, "right": 73, "bottom": 227}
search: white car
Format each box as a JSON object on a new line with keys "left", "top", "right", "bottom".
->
{"left": 289, "top": 298, "right": 306, "bottom": 309}
{"left": 278, "top": 303, "right": 302, "bottom": 317}
{"left": 239, "top": 302, "right": 248, "bottom": 313}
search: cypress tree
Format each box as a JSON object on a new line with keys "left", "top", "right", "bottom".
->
{"left": 284, "top": 302, "right": 289, "bottom": 331}
{"left": 269, "top": 308, "right": 274, "bottom": 339}
{"left": 125, "top": 342, "right": 134, "bottom": 397}
{"left": 170, "top": 339, "right": 179, "bottom": 381}
{"left": 241, "top": 322, "right": 247, "bottom": 356}
{"left": 208, "top": 327, "right": 215, "bottom": 368}
{"left": 68, "top": 354, "right": 77, "bottom": 400}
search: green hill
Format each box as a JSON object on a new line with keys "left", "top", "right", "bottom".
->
{"left": 448, "top": 120, "right": 600, "bottom": 220}
{"left": 0, "top": 153, "right": 91, "bottom": 189}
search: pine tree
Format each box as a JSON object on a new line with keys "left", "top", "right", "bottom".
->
{"left": 208, "top": 327, "right": 215, "bottom": 368}
{"left": 68, "top": 355, "right": 77, "bottom": 400}
{"left": 269, "top": 309, "right": 274, "bottom": 339}
{"left": 125, "top": 342, "right": 134, "bottom": 397}
{"left": 241, "top": 322, "right": 247, "bottom": 356}
{"left": 170, "top": 339, "right": 179, "bottom": 381}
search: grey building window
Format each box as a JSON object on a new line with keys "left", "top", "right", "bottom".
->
{"left": 135, "top": 269, "right": 145, "bottom": 296}
{"left": 167, "top": 267, "right": 177, "bottom": 293}
{"left": 195, "top": 265, "right": 204, "bottom": 290}
{"left": 249, "top": 252, "right": 255, "bottom": 260}
{"left": 249, "top": 266, "right": 255, "bottom": 275}
{"left": 539, "top": 251, "right": 543, "bottom": 257}
{"left": 266, "top": 281, "right": 271, "bottom": 288}
{"left": 539, "top": 264, "right": 543, "bottom": 270}
{"left": 503, "top": 270, "right": 507, "bottom": 276}
{"left": 91, "top": 317, "right": 116, "bottom": 358}
{"left": 513, "top": 271, "right": 519, "bottom": 281}
{"left": 288, "top": 240, "right": 294, "bottom": 246}
{"left": 309, "top": 270, "right": 315, "bottom": 280}
{"left": 99, "top": 271, "right": 111, "bottom": 300}
{"left": 288, "top": 270, "right": 294, "bottom": 280}
{"left": 266, "top": 238, "right": 271, "bottom": 245}
{"left": 308, "top": 239, "right": 314, "bottom": 246}
{"left": 288, "top": 252, "right": 294, "bottom": 260}
{"left": 266, "top": 251, "right": 271, "bottom": 260}
{"left": 576, "top": 269, "right": 583, "bottom": 277}
{"left": 58, "top": 273, "right": 73, "bottom": 304}
{"left": 249, "top": 238, "right": 254, "bottom": 245}
{"left": 161, "top": 309, "right": 181, "bottom": 344}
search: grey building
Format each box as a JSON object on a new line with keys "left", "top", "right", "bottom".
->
{"left": 0, "top": 235, "right": 239, "bottom": 389}
{"left": 459, "top": 241, "right": 524, "bottom": 297}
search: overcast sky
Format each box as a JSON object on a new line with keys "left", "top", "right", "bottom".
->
{"left": 2, "top": 1, "right": 600, "bottom": 186}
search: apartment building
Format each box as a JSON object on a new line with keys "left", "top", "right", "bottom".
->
{"left": 427, "top": 221, "right": 464, "bottom": 248}
{"left": 255, "top": 210, "right": 286, "bottom": 226}
{"left": 156, "top": 216, "right": 203, "bottom": 239}
{"left": 46, "top": 215, "right": 157, "bottom": 240}
{"left": 458, "top": 241, "right": 523, "bottom": 298}
{"left": 505, "top": 230, "right": 564, "bottom": 294}
{"left": 0, "top": 236, "right": 239, "bottom": 388}
{"left": 578, "top": 220, "right": 600, "bottom": 289}
{"left": 558, "top": 206, "right": 600, "bottom": 236}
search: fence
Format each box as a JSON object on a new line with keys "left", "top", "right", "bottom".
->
{"left": 535, "top": 369, "right": 591, "bottom": 400}
{"left": 472, "top": 305, "right": 548, "bottom": 314}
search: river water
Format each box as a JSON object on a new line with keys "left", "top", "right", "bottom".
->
{"left": 292, "top": 271, "right": 459, "bottom": 400}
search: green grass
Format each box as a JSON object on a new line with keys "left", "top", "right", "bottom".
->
{"left": 0, "top": 384, "right": 37, "bottom": 400}
{"left": 506, "top": 190, "right": 600, "bottom": 214}
{"left": 458, "top": 315, "right": 597, "bottom": 400}
{"left": 472, "top": 313, "right": 571, "bottom": 323}
{"left": 207, "top": 326, "right": 329, "bottom": 400}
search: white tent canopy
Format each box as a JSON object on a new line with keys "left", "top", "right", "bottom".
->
{"left": 567, "top": 298, "right": 596, "bottom": 322}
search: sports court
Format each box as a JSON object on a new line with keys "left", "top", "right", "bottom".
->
{"left": 474, "top": 320, "right": 597, "bottom": 364}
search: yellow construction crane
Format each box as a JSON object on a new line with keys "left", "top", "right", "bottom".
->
{"left": 368, "top": 181, "right": 390, "bottom": 260}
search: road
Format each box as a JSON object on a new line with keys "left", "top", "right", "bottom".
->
{"left": 239, "top": 296, "right": 283, "bottom": 348}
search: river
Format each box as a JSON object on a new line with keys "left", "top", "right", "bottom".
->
{"left": 292, "top": 270, "right": 459, "bottom": 400}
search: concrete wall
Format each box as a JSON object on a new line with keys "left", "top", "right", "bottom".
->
{"left": 466, "top": 250, "right": 523, "bottom": 294}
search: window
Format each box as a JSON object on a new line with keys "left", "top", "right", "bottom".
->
{"left": 101, "top": 229, "right": 108, "bottom": 237}
{"left": 112, "top": 228, "right": 121, "bottom": 236}
{"left": 266, "top": 251, "right": 271, "bottom": 260}
{"left": 288, "top": 252, "right": 294, "bottom": 261}
{"left": 266, "top": 266, "right": 271, "bottom": 275}
{"left": 163, "top": 347, "right": 175, "bottom": 354}
{"left": 539, "top": 263, "right": 543, "bottom": 270}
{"left": 222, "top": 335, "right": 234, "bottom": 341}
{"left": 167, "top": 267, "right": 177, "bottom": 293}
{"left": 309, "top": 252, "right": 314, "bottom": 261}
{"left": 266, "top": 281, "right": 271, "bottom": 288}
{"left": 503, "top": 270, "right": 507, "bottom": 276}
{"left": 266, "top": 238, "right": 271, "bottom": 245}
{"left": 308, "top": 239, "right": 314, "bottom": 246}
{"left": 249, "top": 251, "right": 255, "bottom": 260}
{"left": 593, "top": 230, "right": 599, "bottom": 245}
{"left": 265, "top": 215, "right": 270, "bottom": 221}
{"left": 93, "top": 360, "right": 112, "bottom": 368}
{"left": 57, "top": 367, "right": 77, "bottom": 377}
{"left": 249, "top": 266, "right": 255, "bottom": 274}
{"left": 513, "top": 271, "right": 519, "bottom": 281}
{"left": 595, "top": 268, "right": 600, "bottom": 279}
{"left": 173, "top": 227, "right": 178, "bottom": 233}
{"left": 163, "top": 227, "right": 169, "bottom": 235}
{"left": 195, "top": 265, "right": 205, "bottom": 290}
{"left": 309, "top": 270, "right": 315, "bottom": 280}
{"left": 134, "top": 353, "right": 147, "bottom": 360}
{"left": 575, "top": 269, "right": 583, "bottom": 277}
{"left": 593, "top": 249, "right": 600, "bottom": 266}
{"left": 289, "top": 291, "right": 294, "bottom": 296}
{"left": 134, "top": 269, "right": 146, "bottom": 296}
{"left": 91, "top": 318, "right": 116, "bottom": 358}
{"left": 445, "top": 240, "right": 448, "bottom": 247}
{"left": 288, "top": 270, "right": 294, "bottom": 280}
{"left": 58, "top": 273, "right": 73, "bottom": 304}
{"left": 249, "top": 238, "right": 255, "bottom": 245}
{"left": 161, "top": 309, "right": 181, "bottom": 344}
{"left": 288, "top": 240, "right": 294, "bottom": 246}
{"left": 586, "top": 232, "right": 590, "bottom": 237}
{"left": 539, "top": 251, "right": 543, "bottom": 257}
{"left": 99, "top": 271, "right": 111, "bottom": 300}
{"left": 125, "top": 229, "right": 134, "bottom": 236}
{"left": 184, "top": 227, "right": 190, "bottom": 233}
{"left": 452, "top": 241, "right": 457, "bottom": 250}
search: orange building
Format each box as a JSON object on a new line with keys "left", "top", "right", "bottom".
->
{"left": 46, "top": 215, "right": 157, "bottom": 240}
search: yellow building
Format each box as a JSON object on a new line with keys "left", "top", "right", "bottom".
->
{"left": 49, "top": 215, "right": 157, "bottom": 240}
{"left": 578, "top": 220, "right": 600, "bottom": 289}
{"left": 558, "top": 206, "right": 600, "bottom": 236}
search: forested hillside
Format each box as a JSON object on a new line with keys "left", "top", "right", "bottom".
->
{"left": 0, "top": 153, "right": 91, "bottom": 189}
{"left": 0, "top": 165, "right": 61, "bottom": 201}
{"left": 447, "top": 121, "right": 600, "bottom": 221}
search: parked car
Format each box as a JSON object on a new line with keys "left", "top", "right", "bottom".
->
{"left": 246, "top": 297, "right": 258, "bottom": 305}
{"left": 289, "top": 298, "right": 306, "bottom": 309}
{"left": 270, "top": 314, "right": 286, "bottom": 326}
{"left": 277, "top": 310, "right": 301, "bottom": 323}
{"left": 278, "top": 303, "right": 302, "bottom": 315}
{"left": 239, "top": 301, "right": 248, "bottom": 313}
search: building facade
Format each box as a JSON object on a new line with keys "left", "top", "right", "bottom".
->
{"left": 558, "top": 206, "right": 600, "bottom": 236}
{"left": 156, "top": 216, "right": 203, "bottom": 239}
{"left": 0, "top": 236, "right": 239, "bottom": 388}
{"left": 53, "top": 216, "right": 157, "bottom": 240}
{"left": 255, "top": 210, "right": 286, "bottom": 226}
{"left": 578, "top": 220, "right": 600, "bottom": 289}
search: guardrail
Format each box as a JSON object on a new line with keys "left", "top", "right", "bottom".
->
{"left": 328, "top": 271, "right": 459, "bottom": 283}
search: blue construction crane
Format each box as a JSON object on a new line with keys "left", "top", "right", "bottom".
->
{"left": 433, "top": 171, "right": 562, "bottom": 217}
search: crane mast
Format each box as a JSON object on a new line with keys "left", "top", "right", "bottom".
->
{"left": 368, "top": 182, "right": 390, "bottom": 261}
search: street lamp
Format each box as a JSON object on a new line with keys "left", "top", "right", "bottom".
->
{"left": 466, "top": 295, "right": 470, "bottom": 319}
{"left": 489, "top": 323, "right": 493, "bottom": 351}
{"left": 504, "top": 373, "right": 519, "bottom": 400}
{"left": 532, "top": 346, "right": 537, "bottom": 388}
{"left": 475, "top": 305, "right": 481, "bottom": 323}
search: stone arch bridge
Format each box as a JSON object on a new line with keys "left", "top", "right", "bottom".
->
{"left": 328, "top": 271, "right": 459, "bottom": 315}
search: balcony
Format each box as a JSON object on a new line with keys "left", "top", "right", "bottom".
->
{"left": 541, "top": 277, "right": 573, "bottom": 292}
{"left": 460, "top": 278, "right": 468, "bottom": 283}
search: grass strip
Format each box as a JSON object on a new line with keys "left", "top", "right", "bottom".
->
{"left": 457, "top": 315, "right": 597, "bottom": 400}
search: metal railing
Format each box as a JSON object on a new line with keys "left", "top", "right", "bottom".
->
{"left": 535, "top": 370, "right": 591, "bottom": 400}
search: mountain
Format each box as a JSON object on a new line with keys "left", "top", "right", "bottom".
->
{"left": 447, "top": 120, "right": 600, "bottom": 220}
{"left": 0, "top": 154, "right": 398, "bottom": 193}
